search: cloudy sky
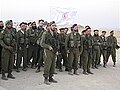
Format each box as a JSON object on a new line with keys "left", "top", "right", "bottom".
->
{"left": 0, "top": 0, "right": 119, "bottom": 29}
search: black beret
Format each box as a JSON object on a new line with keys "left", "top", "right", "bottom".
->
{"left": 72, "top": 24, "right": 77, "bottom": 28}
{"left": 102, "top": 31, "right": 106, "bottom": 33}
{"left": 85, "top": 25, "right": 91, "bottom": 29}
{"left": 0, "top": 21, "right": 3, "bottom": 23}
{"left": 82, "top": 30, "right": 87, "bottom": 33}
{"left": 94, "top": 29, "right": 99, "bottom": 32}
{"left": 19, "top": 22, "right": 27, "bottom": 26}
{"left": 38, "top": 19, "right": 44, "bottom": 22}
{"left": 110, "top": 30, "right": 114, "bottom": 33}
{"left": 59, "top": 28, "right": 64, "bottom": 31}
{"left": 31, "top": 21, "right": 36, "bottom": 25}
{"left": 28, "top": 22, "right": 32, "bottom": 26}
{"left": 10, "top": 20, "right": 13, "bottom": 22}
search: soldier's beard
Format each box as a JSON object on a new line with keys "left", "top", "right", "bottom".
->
{"left": 7, "top": 27, "right": 12, "bottom": 29}
{"left": 94, "top": 34, "right": 98, "bottom": 36}
{"left": 0, "top": 26, "right": 4, "bottom": 29}
{"left": 32, "top": 26, "right": 37, "bottom": 30}
{"left": 73, "top": 30, "right": 78, "bottom": 32}
{"left": 110, "top": 33, "right": 114, "bottom": 36}
{"left": 51, "top": 29, "right": 55, "bottom": 32}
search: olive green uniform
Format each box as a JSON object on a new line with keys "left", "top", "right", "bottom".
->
{"left": 36, "top": 27, "right": 45, "bottom": 70}
{"left": 0, "top": 29, "right": 3, "bottom": 73}
{"left": 56, "top": 33, "right": 68, "bottom": 71}
{"left": 65, "top": 31, "right": 83, "bottom": 73}
{"left": 82, "top": 34, "right": 93, "bottom": 72}
{"left": 12, "top": 28, "right": 17, "bottom": 69}
{"left": 79, "top": 34, "right": 86, "bottom": 68}
{"left": 92, "top": 35, "right": 102, "bottom": 68}
{"left": 106, "top": 35, "right": 117, "bottom": 64}
{"left": 0, "top": 29, "right": 16, "bottom": 74}
{"left": 16, "top": 30, "right": 29, "bottom": 70}
{"left": 27, "top": 28, "right": 39, "bottom": 68}
{"left": 100, "top": 35, "right": 108, "bottom": 67}
{"left": 40, "top": 30, "right": 59, "bottom": 78}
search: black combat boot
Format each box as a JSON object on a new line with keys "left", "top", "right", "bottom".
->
{"left": 103, "top": 63, "right": 106, "bottom": 68}
{"left": 68, "top": 70, "right": 73, "bottom": 75}
{"left": 16, "top": 68, "right": 20, "bottom": 72}
{"left": 22, "top": 68, "right": 27, "bottom": 71}
{"left": 65, "top": 68, "right": 69, "bottom": 71}
{"left": 95, "top": 65, "right": 98, "bottom": 69}
{"left": 49, "top": 77, "right": 58, "bottom": 83}
{"left": 59, "top": 69, "right": 63, "bottom": 72}
{"left": 113, "top": 62, "right": 116, "bottom": 67}
{"left": 87, "top": 70, "right": 94, "bottom": 74}
{"left": 35, "top": 68, "right": 40, "bottom": 73}
{"left": 31, "top": 65, "right": 36, "bottom": 69}
{"left": 7, "top": 73, "right": 15, "bottom": 79}
{"left": 74, "top": 70, "right": 79, "bottom": 75}
{"left": 83, "top": 70, "right": 88, "bottom": 75}
{"left": 44, "top": 77, "right": 50, "bottom": 85}
{"left": 1, "top": 73, "right": 8, "bottom": 80}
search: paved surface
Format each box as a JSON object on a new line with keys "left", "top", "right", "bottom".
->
{"left": 0, "top": 50, "right": 120, "bottom": 90}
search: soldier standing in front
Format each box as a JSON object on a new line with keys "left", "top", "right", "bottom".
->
{"left": 40, "top": 21, "right": 58, "bottom": 85}
{"left": 0, "top": 20, "right": 16, "bottom": 80}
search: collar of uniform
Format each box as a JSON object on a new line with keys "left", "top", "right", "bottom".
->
{"left": 50, "top": 30, "right": 54, "bottom": 36}
{"left": 73, "top": 31, "right": 78, "bottom": 36}
{"left": 20, "top": 30, "right": 24, "bottom": 34}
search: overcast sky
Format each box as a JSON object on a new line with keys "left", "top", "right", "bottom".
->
{"left": 0, "top": 0, "right": 119, "bottom": 29}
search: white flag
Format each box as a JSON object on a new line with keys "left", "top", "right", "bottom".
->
{"left": 50, "top": 7, "right": 77, "bottom": 25}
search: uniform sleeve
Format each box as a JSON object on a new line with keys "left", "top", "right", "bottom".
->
{"left": 79, "top": 36, "right": 84, "bottom": 54}
{"left": 65, "top": 33, "right": 70, "bottom": 50}
{"left": 106, "top": 36, "right": 110, "bottom": 47}
{"left": 40, "top": 32, "right": 50, "bottom": 49}
{"left": 99, "top": 36, "right": 103, "bottom": 45}
{"left": 58, "top": 34, "right": 65, "bottom": 45}
{"left": 92, "top": 37, "right": 97, "bottom": 45}
{"left": 16, "top": 32, "right": 20, "bottom": 48}
{"left": 114, "top": 36, "right": 117, "bottom": 47}
{"left": 0, "top": 33, "right": 9, "bottom": 49}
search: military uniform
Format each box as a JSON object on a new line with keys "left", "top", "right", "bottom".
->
{"left": 92, "top": 34, "right": 102, "bottom": 69}
{"left": 65, "top": 31, "right": 83, "bottom": 75}
{"left": 27, "top": 28, "right": 39, "bottom": 68}
{"left": 16, "top": 30, "right": 29, "bottom": 72}
{"left": 11, "top": 27, "right": 17, "bottom": 69}
{"left": 35, "top": 27, "right": 45, "bottom": 72}
{"left": 40, "top": 29, "right": 58, "bottom": 84}
{"left": 56, "top": 32, "right": 68, "bottom": 71}
{"left": 0, "top": 29, "right": 3, "bottom": 74}
{"left": 0, "top": 24, "right": 16, "bottom": 80}
{"left": 106, "top": 34, "right": 117, "bottom": 66}
{"left": 100, "top": 34, "right": 108, "bottom": 67}
{"left": 0, "top": 28, "right": 3, "bottom": 74}
{"left": 82, "top": 34, "right": 93, "bottom": 75}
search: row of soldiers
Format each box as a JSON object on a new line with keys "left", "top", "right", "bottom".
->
{"left": 0, "top": 20, "right": 119, "bottom": 85}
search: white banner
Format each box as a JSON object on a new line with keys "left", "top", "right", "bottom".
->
{"left": 50, "top": 7, "right": 77, "bottom": 25}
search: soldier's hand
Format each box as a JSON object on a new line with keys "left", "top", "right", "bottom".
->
{"left": 7, "top": 46, "right": 13, "bottom": 51}
{"left": 26, "top": 45, "right": 29, "bottom": 48}
{"left": 56, "top": 52, "right": 59, "bottom": 55}
{"left": 49, "top": 46, "right": 53, "bottom": 51}
{"left": 67, "top": 50, "right": 70, "bottom": 53}
{"left": 98, "top": 43, "right": 101, "bottom": 45}
{"left": 19, "top": 47, "right": 22, "bottom": 50}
